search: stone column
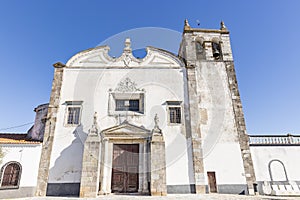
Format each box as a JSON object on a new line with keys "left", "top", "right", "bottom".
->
{"left": 99, "top": 138, "right": 109, "bottom": 194}
{"left": 150, "top": 114, "right": 167, "bottom": 196}
{"left": 79, "top": 113, "right": 102, "bottom": 198}
{"left": 142, "top": 140, "right": 149, "bottom": 193}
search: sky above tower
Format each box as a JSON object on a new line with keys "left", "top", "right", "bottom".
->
{"left": 0, "top": 0, "right": 299, "bottom": 135}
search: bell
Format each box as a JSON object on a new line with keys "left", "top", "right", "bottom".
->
{"left": 213, "top": 49, "right": 220, "bottom": 58}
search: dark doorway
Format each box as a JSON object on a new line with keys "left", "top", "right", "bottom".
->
{"left": 207, "top": 171, "right": 217, "bottom": 193}
{"left": 111, "top": 144, "right": 139, "bottom": 193}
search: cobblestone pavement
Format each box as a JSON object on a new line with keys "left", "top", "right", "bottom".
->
{"left": 8, "top": 194, "right": 300, "bottom": 200}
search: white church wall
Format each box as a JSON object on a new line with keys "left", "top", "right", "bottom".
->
{"left": 48, "top": 62, "right": 193, "bottom": 188}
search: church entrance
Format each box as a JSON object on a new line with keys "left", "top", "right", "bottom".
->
{"left": 111, "top": 144, "right": 139, "bottom": 193}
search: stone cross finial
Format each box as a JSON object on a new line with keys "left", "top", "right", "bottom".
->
{"left": 184, "top": 19, "right": 190, "bottom": 27}
{"left": 220, "top": 21, "right": 227, "bottom": 30}
{"left": 184, "top": 19, "right": 191, "bottom": 31}
{"left": 124, "top": 38, "right": 131, "bottom": 51}
{"left": 89, "top": 112, "right": 99, "bottom": 135}
{"left": 93, "top": 112, "right": 97, "bottom": 125}
{"left": 154, "top": 114, "right": 159, "bottom": 127}
{"left": 152, "top": 114, "right": 162, "bottom": 135}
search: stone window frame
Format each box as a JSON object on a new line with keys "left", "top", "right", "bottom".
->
{"left": 211, "top": 37, "right": 223, "bottom": 61}
{"left": 0, "top": 161, "right": 22, "bottom": 189}
{"left": 195, "top": 37, "right": 206, "bottom": 60}
{"left": 166, "top": 101, "right": 183, "bottom": 126}
{"left": 108, "top": 92, "right": 145, "bottom": 116}
{"left": 64, "top": 101, "right": 83, "bottom": 127}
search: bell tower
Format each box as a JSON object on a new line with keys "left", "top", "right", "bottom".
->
{"left": 179, "top": 20, "right": 256, "bottom": 195}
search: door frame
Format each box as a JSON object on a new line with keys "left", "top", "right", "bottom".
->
{"left": 111, "top": 143, "right": 140, "bottom": 193}
{"left": 99, "top": 121, "right": 151, "bottom": 195}
{"left": 207, "top": 171, "right": 218, "bottom": 193}
{"left": 99, "top": 139, "right": 149, "bottom": 195}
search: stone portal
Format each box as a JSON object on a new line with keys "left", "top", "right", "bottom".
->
{"left": 111, "top": 144, "right": 139, "bottom": 193}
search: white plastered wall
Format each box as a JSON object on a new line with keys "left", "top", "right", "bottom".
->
{"left": 48, "top": 66, "right": 193, "bottom": 186}
{"left": 196, "top": 61, "right": 246, "bottom": 185}
{"left": 250, "top": 146, "right": 300, "bottom": 182}
{"left": 0, "top": 144, "right": 42, "bottom": 187}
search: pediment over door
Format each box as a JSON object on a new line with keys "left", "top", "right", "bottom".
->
{"left": 101, "top": 121, "right": 151, "bottom": 139}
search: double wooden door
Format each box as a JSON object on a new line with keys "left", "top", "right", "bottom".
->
{"left": 111, "top": 144, "right": 139, "bottom": 193}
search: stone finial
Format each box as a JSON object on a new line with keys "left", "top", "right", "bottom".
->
{"left": 220, "top": 21, "right": 227, "bottom": 30}
{"left": 152, "top": 114, "right": 162, "bottom": 135}
{"left": 89, "top": 112, "right": 99, "bottom": 135}
{"left": 53, "top": 62, "right": 66, "bottom": 68}
{"left": 184, "top": 19, "right": 191, "bottom": 31}
{"left": 124, "top": 38, "right": 132, "bottom": 52}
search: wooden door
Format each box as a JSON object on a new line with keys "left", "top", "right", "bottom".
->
{"left": 111, "top": 144, "right": 139, "bottom": 193}
{"left": 207, "top": 171, "right": 217, "bottom": 193}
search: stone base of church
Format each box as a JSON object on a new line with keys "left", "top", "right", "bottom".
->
{"left": 0, "top": 186, "right": 36, "bottom": 199}
{"left": 46, "top": 183, "right": 80, "bottom": 196}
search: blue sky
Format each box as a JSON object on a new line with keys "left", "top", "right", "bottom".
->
{"left": 0, "top": 1, "right": 299, "bottom": 134}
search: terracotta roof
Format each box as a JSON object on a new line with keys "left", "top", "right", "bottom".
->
{"left": 0, "top": 133, "right": 41, "bottom": 144}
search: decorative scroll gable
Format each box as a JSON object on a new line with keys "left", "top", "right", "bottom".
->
{"left": 66, "top": 39, "right": 184, "bottom": 68}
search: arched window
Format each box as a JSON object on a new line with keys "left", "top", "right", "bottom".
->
{"left": 195, "top": 41, "right": 206, "bottom": 60}
{"left": 212, "top": 42, "right": 221, "bottom": 60}
{"left": 0, "top": 162, "right": 22, "bottom": 188}
{"left": 268, "top": 159, "right": 288, "bottom": 182}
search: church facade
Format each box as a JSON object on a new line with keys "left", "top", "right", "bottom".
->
{"left": 35, "top": 20, "right": 255, "bottom": 197}
{"left": 1, "top": 21, "right": 300, "bottom": 198}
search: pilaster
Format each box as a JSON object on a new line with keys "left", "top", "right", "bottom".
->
{"left": 35, "top": 62, "right": 65, "bottom": 196}
{"left": 225, "top": 62, "right": 257, "bottom": 195}
{"left": 150, "top": 135, "right": 167, "bottom": 196}
{"left": 186, "top": 66, "right": 206, "bottom": 194}
{"left": 80, "top": 113, "right": 102, "bottom": 198}
{"left": 79, "top": 134, "right": 102, "bottom": 197}
{"left": 150, "top": 114, "right": 167, "bottom": 196}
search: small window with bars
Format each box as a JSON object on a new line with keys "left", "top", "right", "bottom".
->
{"left": 67, "top": 107, "right": 81, "bottom": 125}
{"left": 115, "top": 99, "right": 140, "bottom": 112}
{"left": 166, "top": 101, "right": 182, "bottom": 125}
{"left": 169, "top": 107, "right": 181, "bottom": 124}
{"left": 0, "top": 162, "right": 21, "bottom": 188}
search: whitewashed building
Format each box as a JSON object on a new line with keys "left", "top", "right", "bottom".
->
{"left": 0, "top": 21, "right": 299, "bottom": 198}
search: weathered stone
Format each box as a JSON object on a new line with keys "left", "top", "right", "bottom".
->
{"left": 150, "top": 134, "right": 167, "bottom": 196}
{"left": 35, "top": 64, "right": 65, "bottom": 197}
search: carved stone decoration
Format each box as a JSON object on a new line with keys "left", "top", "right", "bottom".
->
{"left": 220, "top": 21, "right": 227, "bottom": 30}
{"left": 115, "top": 77, "right": 141, "bottom": 93}
{"left": 80, "top": 113, "right": 101, "bottom": 198}
{"left": 89, "top": 112, "right": 99, "bottom": 136}
{"left": 123, "top": 38, "right": 132, "bottom": 67}
{"left": 152, "top": 114, "right": 162, "bottom": 136}
{"left": 123, "top": 54, "right": 132, "bottom": 67}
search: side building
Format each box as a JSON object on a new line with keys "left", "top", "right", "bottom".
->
{"left": 0, "top": 104, "right": 48, "bottom": 198}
